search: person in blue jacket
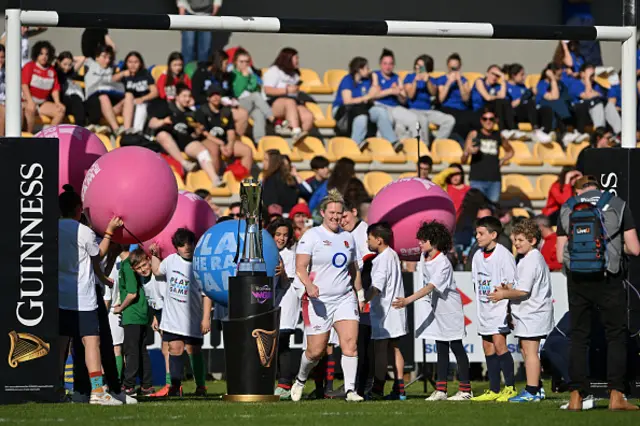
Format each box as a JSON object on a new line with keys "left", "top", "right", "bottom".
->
{"left": 435, "top": 53, "right": 476, "bottom": 144}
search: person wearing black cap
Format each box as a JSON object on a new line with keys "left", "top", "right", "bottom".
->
{"left": 556, "top": 175, "right": 640, "bottom": 411}
{"left": 195, "top": 83, "right": 253, "bottom": 180}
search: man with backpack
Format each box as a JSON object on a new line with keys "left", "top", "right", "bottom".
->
{"left": 556, "top": 175, "right": 640, "bottom": 411}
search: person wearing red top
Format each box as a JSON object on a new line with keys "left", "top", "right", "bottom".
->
{"left": 21, "top": 41, "right": 65, "bottom": 133}
{"left": 541, "top": 167, "right": 581, "bottom": 224}
{"left": 156, "top": 52, "right": 192, "bottom": 102}
{"left": 534, "top": 214, "right": 562, "bottom": 271}
{"left": 445, "top": 163, "right": 470, "bottom": 222}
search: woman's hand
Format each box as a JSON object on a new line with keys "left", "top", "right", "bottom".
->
{"left": 305, "top": 282, "right": 320, "bottom": 298}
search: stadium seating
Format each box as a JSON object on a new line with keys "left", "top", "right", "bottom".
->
{"left": 397, "top": 70, "right": 410, "bottom": 82}
{"left": 298, "top": 170, "right": 315, "bottom": 181}
{"left": 324, "top": 69, "right": 348, "bottom": 91}
{"left": 258, "top": 136, "right": 302, "bottom": 161}
{"left": 364, "top": 171, "right": 393, "bottom": 196}
{"left": 363, "top": 137, "right": 407, "bottom": 163}
{"left": 328, "top": 137, "right": 373, "bottom": 163}
{"left": 511, "top": 207, "right": 531, "bottom": 218}
{"left": 305, "top": 102, "right": 336, "bottom": 128}
{"left": 398, "top": 171, "right": 418, "bottom": 179}
{"left": 299, "top": 68, "right": 333, "bottom": 94}
{"left": 240, "top": 136, "right": 261, "bottom": 161}
{"left": 293, "top": 136, "right": 334, "bottom": 161}
{"left": 525, "top": 74, "right": 541, "bottom": 89}
{"left": 402, "top": 138, "right": 440, "bottom": 163}
{"left": 186, "top": 170, "right": 239, "bottom": 196}
{"left": 151, "top": 65, "right": 167, "bottom": 81}
{"left": 534, "top": 142, "right": 574, "bottom": 166}
{"left": 566, "top": 140, "right": 589, "bottom": 162}
{"left": 96, "top": 134, "right": 114, "bottom": 151}
{"left": 431, "top": 139, "right": 463, "bottom": 164}
{"left": 536, "top": 174, "right": 558, "bottom": 197}
{"left": 173, "top": 170, "right": 186, "bottom": 190}
{"left": 463, "top": 72, "right": 484, "bottom": 85}
{"left": 503, "top": 141, "right": 543, "bottom": 166}
{"left": 502, "top": 174, "right": 545, "bottom": 200}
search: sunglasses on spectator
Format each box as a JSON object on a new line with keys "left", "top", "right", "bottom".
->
{"left": 481, "top": 116, "right": 495, "bottom": 122}
{"left": 236, "top": 59, "right": 250, "bottom": 63}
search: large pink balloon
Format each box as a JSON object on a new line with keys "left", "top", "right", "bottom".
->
{"left": 81, "top": 146, "right": 179, "bottom": 244}
{"left": 142, "top": 191, "right": 217, "bottom": 258}
{"left": 35, "top": 124, "right": 107, "bottom": 194}
{"left": 368, "top": 177, "right": 456, "bottom": 261}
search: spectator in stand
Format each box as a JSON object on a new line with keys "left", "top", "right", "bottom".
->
{"left": 81, "top": 28, "right": 116, "bottom": 58}
{"left": 262, "top": 149, "right": 300, "bottom": 213}
{"left": 301, "top": 155, "right": 330, "bottom": 200}
{"left": 607, "top": 72, "right": 622, "bottom": 115}
{"left": 536, "top": 63, "right": 584, "bottom": 145}
{"left": 505, "top": 63, "right": 554, "bottom": 143}
{"left": 442, "top": 163, "right": 469, "bottom": 221}
{"left": 177, "top": 0, "right": 222, "bottom": 64}
{"left": 195, "top": 84, "right": 253, "bottom": 185}
{"left": 332, "top": 56, "right": 397, "bottom": 149}
{"left": 55, "top": 52, "right": 87, "bottom": 126}
{"left": 403, "top": 54, "right": 455, "bottom": 143}
{"left": 358, "top": 197, "right": 372, "bottom": 223}
{"left": 289, "top": 203, "right": 312, "bottom": 241}
{"left": 231, "top": 48, "right": 275, "bottom": 143}
{"left": 281, "top": 154, "right": 314, "bottom": 200}
{"left": 309, "top": 157, "right": 356, "bottom": 212}
{"left": 147, "top": 84, "right": 219, "bottom": 187}
{"left": 84, "top": 45, "right": 125, "bottom": 135}
{"left": 436, "top": 53, "right": 474, "bottom": 143}
{"left": 471, "top": 64, "right": 526, "bottom": 140}
{"left": 1, "top": 27, "right": 48, "bottom": 67}
{"left": 121, "top": 51, "right": 157, "bottom": 133}
{"left": 343, "top": 177, "right": 369, "bottom": 207}
{"left": 575, "top": 128, "right": 614, "bottom": 174}
{"left": 262, "top": 47, "right": 314, "bottom": 143}
{"left": 418, "top": 155, "right": 433, "bottom": 180}
{"left": 554, "top": 41, "right": 585, "bottom": 81}
{"left": 21, "top": 41, "right": 65, "bottom": 133}
{"left": 568, "top": 63, "right": 621, "bottom": 139}
{"left": 157, "top": 52, "right": 192, "bottom": 102}
{"left": 534, "top": 215, "right": 562, "bottom": 271}
{"left": 192, "top": 50, "right": 249, "bottom": 137}
{"left": 541, "top": 167, "right": 581, "bottom": 224}
{"left": 0, "top": 45, "right": 6, "bottom": 136}
{"left": 461, "top": 108, "right": 513, "bottom": 203}
{"left": 371, "top": 48, "right": 416, "bottom": 146}
{"left": 228, "top": 202, "right": 242, "bottom": 218}
{"left": 562, "top": 0, "right": 602, "bottom": 66}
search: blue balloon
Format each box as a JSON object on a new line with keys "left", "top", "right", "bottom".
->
{"left": 193, "top": 220, "right": 280, "bottom": 307}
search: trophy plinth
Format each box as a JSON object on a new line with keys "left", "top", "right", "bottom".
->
{"left": 222, "top": 178, "right": 280, "bottom": 402}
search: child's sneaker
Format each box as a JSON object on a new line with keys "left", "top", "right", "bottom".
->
{"left": 274, "top": 386, "right": 291, "bottom": 400}
{"left": 471, "top": 390, "right": 500, "bottom": 402}
{"left": 149, "top": 384, "right": 170, "bottom": 397}
{"left": 509, "top": 389, "right": 541, "bottom": 403}
{"left": 384, "top": 391, "right": 407, "bottom": 401}
{"left": 496, "top": 386, "right": 518, "bottom": 402}
{"left": 538, "top": 387, "right": 546, "bottom": 400}
{"left": 89, "top": 392, "right": 123, "bottom": 406}
{"left": 448, "top": 391, "right": 473, "bottom": 401}
{"left": 345, "top": 390, "right": 364, "bottom": 402}
{"left": 425, "top": 390, "right": 448, "bottom": 401}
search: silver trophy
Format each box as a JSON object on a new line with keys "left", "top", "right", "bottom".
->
{"left": 238, "top": 178, "right": 266, "bottom": 273}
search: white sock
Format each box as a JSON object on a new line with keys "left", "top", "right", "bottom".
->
{"left": 297, "top": 352, "right": 319, "bottom": 382}
{"left": 341, "top": 355, "right": 358, "bottom": 392}
{"left": 292, "top": 127, "right": 302, "bottom": 135}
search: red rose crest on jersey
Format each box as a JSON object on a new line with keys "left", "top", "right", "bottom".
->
{"left": 344, "top": 241, "right": 349, "bottom": 248}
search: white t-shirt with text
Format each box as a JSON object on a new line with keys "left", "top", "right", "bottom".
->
{"left": 512, "top": 249, "right": 554, "bottom": 337}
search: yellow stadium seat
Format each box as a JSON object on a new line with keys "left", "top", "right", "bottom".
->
{"left": 186, "top": 170, "right": 232, "bottom": 196}
{"left": 363, "top": 137, "right": 407, "bottom": 164}
{"left": 502, "top": 174, "right": 544, "bottom": 200}
{"left": 258, "top": 136, "right": 301, "bottom": 161}
{"left": 324, "top": 69, "right": 348, "bottom": 92}
{"left": 240, "top": 136, "right": 260, "bottom": 161}
{"left": 328, "top": 137, "right": 372, "bottom": 163}
{"left": 511, "top": 207, "right": 531, "bottom": 218}
{"left": 536, "top": 174, "right": 558, "bottom": 197}
{"left": 429, "top": 71, "right": 445, "bottom": 80}
{"left": 364, "top": 171, "right": 393, "bottom": 196}
{"left": 396, "top": 70, "right": 410, "bottom": 83}
{"left": 518, "top": 123, "right": 533, "bottom": 132}
{"left": 398, "top": 171, "right": 418, "bottom": 179}
{"left": 401, "top": 138, "right": 440, "bottom": 163}
{"left": 293, "top": 136, "right": 334, "bottom": 161}
{"left": 298, "top": 170, "right": 315, "bottom": 181}
{"left": 299, "top": 68, "right": 333, "bottom": 94}
{"left": 594, "top": 75, "right": 611, "bottom": 90}
{"left": 525, "top": 74, "right": 541, "bottom": 89}
{"left": 21, "top": 132, "right": 33, "bottom": 137}
{"left": 534, "top": 142, "right": 574, "bottom": 166}
{"left": 151, "top": 65, "right": 168, "bottom": 82}
{"left": 305, "top": 102, "right": 335, "bottom": 128}
{"left": 463, "top": 72, "right": 484, "bottom": 85}
{"left": 173, "top": 170, "right": 186, "bottom": 191}
{"left": 222, "top": 171, "right": 242, "bottom": 195}
{"left": 567, "top": 141, "right": 589, "bottom": 162}
{"left": 503, "top": 141, "right": 543, "bottom": 166}
{"left": 96, "top": 133, "right": 114, "bottom": 151}
{"left": 431, "top": 139, "right": 464, "bottom": 164}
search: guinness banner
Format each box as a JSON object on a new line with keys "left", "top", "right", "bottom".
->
{"left": 0, "top": 138, "right": 59, "bottom": 404}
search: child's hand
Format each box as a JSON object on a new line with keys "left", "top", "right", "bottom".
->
{"left": 392, "top": 297, "right": 407, "bottom": 309}
{"left": 152, "top": 316, "right": 159, "bottom": 331}
{"left": 488, "top": 288, "right": 506, "bottom": 302}
{"left": 201, "top": 318, "right": 211, "bottom": 335}
{"left": 149, "top": 243, "right": 160, "bottom": 258}
{"left": 113, "top": 304, "right": 122, "bottom": 314}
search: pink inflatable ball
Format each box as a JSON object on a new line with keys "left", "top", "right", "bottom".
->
{"left": 368, "top": 177, "right": 456, "bottom": 261}
{"left": 81, "top": 146, "right": 179, "bottom": 244}
{"left": 35, "top": 124, "right": 107, "bottom": 194}
{"left": 142, "top": 191, "right": 218, "bottom": 258}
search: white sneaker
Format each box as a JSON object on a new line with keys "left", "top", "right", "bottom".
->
{"left": 559, "top": 394, "right": 596, "bottom": 410}
{"left": 425, "top": 390, "right": 448, "bottom": 401}
{"left": 575, "top": 132, "right": 590, "bottom": 143}
{"left": 181, "top": 160, "right": 198, "bottom": 173}
{"left": 290, "top": 379, "right": 306, "bottom": 402}
{"left": 89, "top": 392, "right": 123, "bottom": 406}
{"left": 513, "top": 130, "right": 527, "bottom": 140}
{"left": 562, "top": 132, "right": 577, "bottom": 145}
{"left": 501, "top": 130, "right": 515, "bottom": 140}
{"left": 111, "top": 392, "right": 138, "bottom": 405}
{"left": 549, "top": 131, "right": 557, "bottom": 142}
{"left": 345, "top": 390, "right": 364, "bottom": 402}
{"left": 448, "top": 391, "right": 474, "bottom": 401}
{"left": 534, "top": 129, "right": 552, "bottom": 144}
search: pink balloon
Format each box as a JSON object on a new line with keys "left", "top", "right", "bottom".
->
{"left": 142, "top": 191, "right": 217, "bottom": 258}
{"left": 368, "top": 177, "right": 456, "bottom": 261}
{"left": 82, "top": 146, "right": 179, "bottom": 244}
{"left": 35, "top": 124, "right": 107, "bottom": 194}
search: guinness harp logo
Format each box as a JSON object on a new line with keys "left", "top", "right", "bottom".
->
{"left": 8, "top": 331, "right": 50, "bottom": 368}
{"left": 251, "top": 329, "right": 277, "bottom": 368}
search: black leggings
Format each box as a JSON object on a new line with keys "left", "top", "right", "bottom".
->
{"left": 373, "top": 337, "right": 401, "bottom": 383}
{"left": 85, "top": 92, "right": 123, "bottom": 125}
{"left": 440, "top": 106, "right": 479, "bottom": 140}
{"left": 277, "top": 330, "right": 296, "bottom": 387}
{"left": 356, "top": 323, "right": 374, "bottom": 395}
{"left": 436, "top": 340, "right": 470, "bottom": 383}
{"left": 63, "top": 94, "right": 86, "bottom": 126}
{"left": 572, "top": 102, "right": 593, "bottom": 133}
